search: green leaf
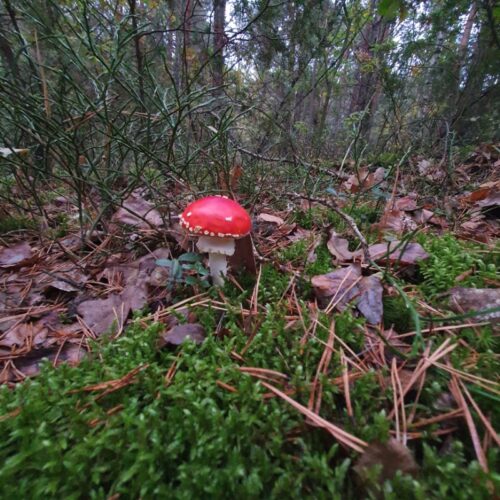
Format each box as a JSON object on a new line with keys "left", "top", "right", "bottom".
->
{"left": 178, "top": 252, "right": 202, "bottom": 263}
{"left": 171, "top": 260, "right": 182, "bottom": 279}
{"left": 156, "top": 259, "right": 172, "bottom": 267}
{"left": 378, "top": 0, "right": 401, "bottom": 20}
{"left": 184, "top": 276, "right": 199, "bottom": 286}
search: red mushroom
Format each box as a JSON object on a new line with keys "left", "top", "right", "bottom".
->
{"left": 179, "top": 196, "right": 251, "bottom": 285}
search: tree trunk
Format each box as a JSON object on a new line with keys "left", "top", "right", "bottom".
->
{"left": 127, "top": 0, "right": 145, "bottom": 109}
{"left": 349, "top": 0, "right": 389, "bottom": 142}
{"left": 212, "top": 0, "right": 226, "bottom": 91}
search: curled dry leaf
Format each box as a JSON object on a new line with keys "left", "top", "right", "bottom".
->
{"left": 449, "top": 288, "right": 500, "bottom": 324}
{"left": 358, "top": 241, "right": 429, "bottom": 266}
{"left": 372, "top": 209, "right": 417, "bottom": 235}
{"left": 159, "top": 323, "right": 206, "bottom": 347}
{"left": 0, "top": 242, "right": 34, "bottom": 269}
{"left": 356, "top": 275, "right": 384, "bottom": 325}
{"left": 112, "top": 193, "right": 163, "bottom": 229}
{"left": 354, "top": 438, "right": 419, "bottom": 488}
{"left": 311, "top": 265, "right": 384, "bottom": 324}
{"left": 257, "top": 213, "right": 285, "bottom": 225}
{"left": 327, "top": 231, "right": 354, "bottom": 263}
{"left": 311, "top": 264, "right": 362, "bottom": 309}
{"left": 343, "top": 167, "right": 386, "bottom": 193}
{"left": 394, "top": 195, "right": 418, "bottom": 212}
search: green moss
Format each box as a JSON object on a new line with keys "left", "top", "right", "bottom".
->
{"left": 418, "top": 234, "right": 499, "bottom": 297}
{"left": 383, "top": 296, "right": 413, "bottom": 333}
{"left": 0, "top": 215, "right": 36, "bottom": 233}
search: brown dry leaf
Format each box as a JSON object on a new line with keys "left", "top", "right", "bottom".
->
{"left": 159, "top": 323, "right": 206, "bottom": 347}
{"left": 77, "top": 294, "right": 128, "bottom": 336}
{"left": 467, "top": 181, "right": 500, "bottom": 208}
{"left": 449, "top": 288, "right": 500, "bottom": 324}
{"left": 373, "top": 210, "right": 417, "bottom": 234}
{"left": 342, "top": 167, "right": 385, "bottom": 193}
{"left": 257, "top": 213, "right": 285, "bottom": 225}
{"left": 354, "top": 438, "right": 419, "bottom": 488}
{"left": 411, "top": 209, "right": 448, "bottom": 228}
{"left": 359, "top": 241, "right": 429, "bottom": 265}
{"left": 0, "top": 242, "right": 34, "bottom": 269}
{"left": 326, "top": 231, "right": 354, "bottom": 263}
{"left": 311, "top": 265, "right": 383, "bottom": 324}
{"left": 43, "top": 265, "right": 88, "bottom": 293}
{"left": 112, "top": 193, "right": 163, "bottom": 229}
{"left": 0, "top": 323, "right": 33, "bottom": 349}
{"left": 311, "top": 264, "right": 362, "bottom": 309}
{"left": 356, "top": 275, "right": 383, "bottom": 325}
{"left": 394, "top": 195, "right": 418, "bottom": 211}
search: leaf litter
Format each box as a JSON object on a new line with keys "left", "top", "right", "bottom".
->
{"left": 0, "top": 143, "right": 498, "bottom": 486}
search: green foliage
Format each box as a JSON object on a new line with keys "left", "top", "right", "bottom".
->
{"left": 418, "top": 234, "right": 499, "bottom": 297}
{"left": 383, "top": 295, "right": 413, "bottom": 333}
{"left": 156, "top": 252, "right": 210, "bottom": 290}
{"left": 0, "top": 214, "right": 36, "bottom": 234}
{"left": 0, "top": 288, "right": 498, "bottom": 497}
{"left": 304, "top": 244, "right": 334, "bottom": 277}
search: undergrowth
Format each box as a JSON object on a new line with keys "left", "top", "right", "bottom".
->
{"left": 0, "top": 294, "right": 498, "bottom": 498}
{"left": 418, "top": 234, "right": 498, "bottom": 297}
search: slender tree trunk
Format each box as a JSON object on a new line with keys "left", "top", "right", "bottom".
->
{"left": 0, "top": 22, "right": 19, "bottom": 81}
{"left": 212, "top": 0, "right": 226, "bottom": 91}
{"left": 349, "top": 0, "right": 389, "bottom": 142}
{"left": 127, "top": 0, "right": 145, "bottom": 109}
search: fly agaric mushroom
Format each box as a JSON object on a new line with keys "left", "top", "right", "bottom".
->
{"left": 179, "top": 196, "right": 251, "bottom": 286}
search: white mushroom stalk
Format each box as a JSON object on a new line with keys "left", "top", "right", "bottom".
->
{"left": 196, "top": 236, "right": 235, "bottom": 286}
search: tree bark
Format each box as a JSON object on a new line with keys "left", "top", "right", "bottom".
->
{"left": 212, "top": 0, "right": 226, "bottom": 91}
{"left": 349, "top": 0, "right": 389, "bottom": 142}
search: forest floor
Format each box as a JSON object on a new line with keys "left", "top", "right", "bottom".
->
{"left": 0, "top": 145, "right": 499, "bottom": 498}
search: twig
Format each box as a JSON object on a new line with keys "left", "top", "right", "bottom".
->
{"left": 286, "top": 192, "right": 370, "bottom": 261}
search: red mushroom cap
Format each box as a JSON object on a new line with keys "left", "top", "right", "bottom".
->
{"left": 179, "top": 196, "right": 251, "bottom": 238}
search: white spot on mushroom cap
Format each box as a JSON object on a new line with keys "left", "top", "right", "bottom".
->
{"left": 187, "top": 211, "right": 192, "bottom": 217}
{"left": 224, "top": 216, "right": 233, "bottom": 222}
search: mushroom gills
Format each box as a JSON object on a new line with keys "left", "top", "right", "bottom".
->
{"left": 196, "top": 236, "right": 235, "bottom": 256}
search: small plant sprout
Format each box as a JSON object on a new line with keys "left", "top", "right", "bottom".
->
{"left": 179, "top": 196, "right": 251, "bottom": 286}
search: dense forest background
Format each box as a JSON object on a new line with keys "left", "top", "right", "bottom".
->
{"left": 0, "top": 0, "right": 499, "bottom": 221}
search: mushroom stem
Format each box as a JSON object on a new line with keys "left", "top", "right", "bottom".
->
{"left": 208, "top": 252, "right": 228, "bottom": 286}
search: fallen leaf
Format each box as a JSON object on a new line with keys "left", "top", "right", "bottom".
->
{"left": 159, "top": 323, "right": 206, "bottom": 347}
{"left": 43, "top": 265, "right": 88, "bottom": 293}
{"left": 257, "top": 213, "right": 285, "bottom": 225}
{"left": 311, "top": 265, "right": 383, "bottom": 324}
{"left": 311, "top": 265, "right": 362, "bottom": 309}
{"left": 358, "top": 241, "right": 429, "bottom": 265}
{"left": 0, "top": 242, "right": 34, "bottom": 269}
{"left": 112, "top": 193, "right": 163, "bottom": 229}
{"left": 449, "top": 288, "right": 500, "bottom": 324}
{"left": 288, "top": 228, "right": 316, "bottom": 242}
{"left": 372, "top": 210, "right": 417, "bottom": 234}
{"left": 394, "top": 195, "right": 418, "bottom": 211}
{"left": 77, "top": 294, "right": 129, "bottom": 335}
{"left": 356, "top": 275, "right": 383, "bottom": 325}
{"left": 342, "top": 167, "right": 385, "bottom": 193}
{"left": 326, "top": 231, "right": 354, "bottom": 263}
